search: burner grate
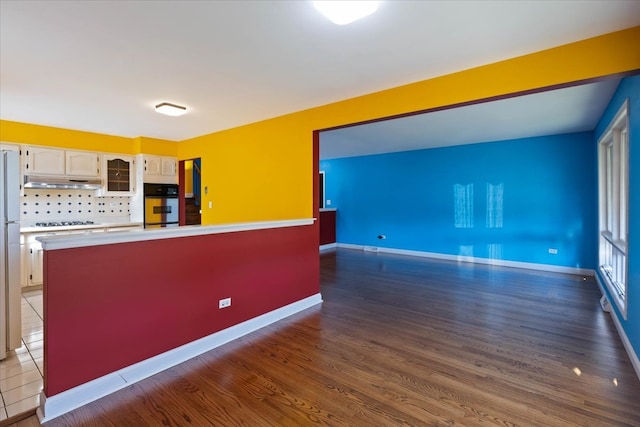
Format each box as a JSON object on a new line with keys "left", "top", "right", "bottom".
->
{"left": 34, "top": 220, "right": 96, "bottom": 227}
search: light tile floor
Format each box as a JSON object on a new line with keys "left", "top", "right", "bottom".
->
{"left": 0, "top": 290, "right": 43, "bottom": 422}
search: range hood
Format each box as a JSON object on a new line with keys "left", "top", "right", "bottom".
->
{"left": 23, "top": 175, "right": 103, "bottom": 190}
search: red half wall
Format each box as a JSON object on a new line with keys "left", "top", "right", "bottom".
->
{"left": 43, "top": 224, "right": 319, "bottom": 396}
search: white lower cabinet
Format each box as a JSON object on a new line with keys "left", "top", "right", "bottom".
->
{"left": 20, "top": 235, "right": 27, "bottom": 288}
{"left": 26, "top": 234, "right": 47, "bottom": 286}
{"left": 29, "top": 244, "right": 43, "bottom": 286}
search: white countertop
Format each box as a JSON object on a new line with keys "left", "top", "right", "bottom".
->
{"left": 21, "top": 222, "right": 143, "bottom": 233}
{"left": 37, "top": 218, "right": 315, "bottom": 250}
{"left": 319, "top": 208, "right": 337, "bottom": 212}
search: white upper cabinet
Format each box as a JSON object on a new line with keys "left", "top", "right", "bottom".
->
{"left": 24, "top": 146, "right": 65, "bottom": 175}
{"left": 140, "top": 154, "right": 177, "bottom": 184}
{"left": 23, "top": 146, "right": 99, "bottom": 177}
{"left": 65, "top": 150, "right": 100, "bottom": 177}
{"left": 161, "top": 156, "right": 177, "bottom": 177}
{"left": 99, "top": 154, "right": 136, "bottom": 196}
{"left": 144, "top": 155, "right": 162, "bottom": 176}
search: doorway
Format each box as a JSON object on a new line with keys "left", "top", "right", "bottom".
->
{"left": 179, "top": 158, "right": 202, "bottom": 226}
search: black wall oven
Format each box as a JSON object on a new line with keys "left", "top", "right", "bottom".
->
{"left": 144, "top": 183, "right": 179, "bottom": 228}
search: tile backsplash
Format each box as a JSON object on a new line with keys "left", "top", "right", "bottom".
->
{"left": 21, "top": 189, "right": 131, "bottom": 225}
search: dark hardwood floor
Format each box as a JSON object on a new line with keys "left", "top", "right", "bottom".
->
{"left": 16, "top": 249, "right": 640, "bottom": 426}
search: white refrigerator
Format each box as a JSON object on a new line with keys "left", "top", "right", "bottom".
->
{"left": 1, "top": 149, "right": 21, "bottom": 360}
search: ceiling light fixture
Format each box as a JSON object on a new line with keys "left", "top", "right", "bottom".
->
{"left": 155, "top": 102, "right": 187, "bottom": 116}
{"left": 313, "top": 1, "right": 379, "bottom": 25}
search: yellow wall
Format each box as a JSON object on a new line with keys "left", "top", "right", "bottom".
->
{"left": 132, "top": 137, "right": 178, "bottom": 157}
{"left": 0, "top": 121, "right": 177, "bottom": 156}
{"left": 179, "top": 113, "right": 312, "bottom": 223}
{"left": 180, "top": 27, "right": 640, "bottom": 225}
{"left": 0, "top": 120, "right": 134, "bottom": 153}
{"left": 2, "top": 27, "right": 638, "bottom": 225}
{"left": 184, "top": 160, "right": 194, "bottom": 194}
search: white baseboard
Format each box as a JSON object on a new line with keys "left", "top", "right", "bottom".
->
{"left": 37, "top": 293, "right": 323, "bottom": 423}
{"left": 609, "top": 307, "right": 640, "bottom": 381}
{"left": 319, "top": 243, "right": 337, "bottom": 251}
{"left": 337, "top": 243, "right": 595, "bottom": 276}
{"left": 595, "top": 276, "right": 640, "bottom": 381}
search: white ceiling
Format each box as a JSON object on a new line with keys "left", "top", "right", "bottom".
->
{"left": 1, "top": 1, "right": 639, "bottom": 143}
{"left": 319, "top": 79, "right": 621, "bottom": 159}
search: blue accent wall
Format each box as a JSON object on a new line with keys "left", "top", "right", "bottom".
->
{"left": 321, "top": 132, "right": 597, "bottom": 269}
{"left": 595, "top": 75, "right": 640, "bottom": 357}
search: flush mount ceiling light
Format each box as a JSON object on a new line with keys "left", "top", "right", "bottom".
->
{"left": 313, "top": 1, "right": 379, "bottom": 25}
{"left": 155, "top": 102, "right": 187, "bottom": 116}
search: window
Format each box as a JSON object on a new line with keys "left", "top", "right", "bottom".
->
{"left": 598, "top": 100, "right": 629, "bottom": 318}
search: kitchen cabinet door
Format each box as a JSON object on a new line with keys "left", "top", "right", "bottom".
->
{"left": 144, "top": 156, "right": 163, "bottom": 176}
{"left": 20, "top": 235, "right": 27, "bottom": 288}
{"left": 24, "top": 146, "right": 65, "bottom": 175}
{"left": 100, "top": 154, "right": 135, "bottom": 196}
{"left": 161, "top": 157, "right": 177, "bottom": 177}
{"left": 25, "top": 231, "right": 69, "bottom": 287}
{"left": 142, "top": 155, "right": 178, "bottom": 184}
{"left": 28, "top": 239, "right": 44, "bottom": 286}
{"left": 66, "top": 150, "right": 100, "bottom": 177}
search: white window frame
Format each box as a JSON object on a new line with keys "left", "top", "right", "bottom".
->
{"left": 597, "top": 100, "right": 629, "bottom": 319}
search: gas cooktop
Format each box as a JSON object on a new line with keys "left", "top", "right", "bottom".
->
{"left": 34, "top": 220, "right": 96, "bottom": 227}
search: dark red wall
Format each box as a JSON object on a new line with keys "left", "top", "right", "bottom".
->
{"left": 43, "top": 224, "right": 319, "bottom": 396}
{"left": 319, "top": 210, "right": 336, "bottom": 245}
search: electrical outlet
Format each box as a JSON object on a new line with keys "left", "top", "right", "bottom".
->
{"left": 326, "top": 199, "right": 332, "bottom": 206}
{"left": 548, "top": 248, "right": 558, "bottom": 254}
{"left": 219, "top": 297, "right": 231, "bottom": 309}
